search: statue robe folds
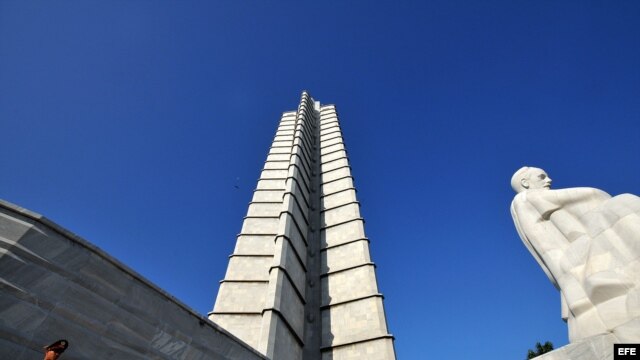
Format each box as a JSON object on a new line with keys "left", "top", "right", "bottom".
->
{"left": 511, "top": 187, "right": 640, "bottom": 342}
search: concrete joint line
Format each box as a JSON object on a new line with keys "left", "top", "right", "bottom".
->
{"left": 228, "top": 254, "right": 273, "bottom": 258}
{"left": 292, "top": 134, "right": 313, "bottom": 158}
{"left": 320, "top": 141, "right": 345, "bottom": 151}
{"left": 253, "top": 188, "right": 286, "bottom": 192}
{"left": 279, "top": 208, "right": 310, "bottom": 229}
{"left": 288, "top": 163, "right": 312, "bottom": 187}
{"left": 320, "top": 142, "right": 348, "bottom": 158}
{"left": 320, "top": 124, "right": 340, "bottom": 133}
{"left": 236, "top": 233, "right": 277, "bottom": 238}
{"left": 291, "top": 143, "right": 313, "bottom": 166}
{"left": 320, "top": 262, "right": 376, "bottom": 277}
{"left": 319, "top": 116, "right": 338, "bottom": 123}
{"left": 264, "top": 159, "right": 290, "bottom": 164}
{"left": 274, "top": 235, "right": 308, "bottom": 271}
{"left": 260, "top": 308, "right": 305, "bottom": 346}
{"left": 320, "top": 187, "right": 356, "bottom": 199}
{"left": 209, "top": 311, "right": 262, "bottom": 315}
{"left": 281, "top": 192, "right": 310, "bottom": 222}
{"left": 218, "top": 279, "right": 270, "bottom": 284}
{"left": 243, "top": 215, "right": 280, "bottom": 220}
{"left": 319, "top": 237, "right": 370, "bottom": 252}
{"left": 320, "top": 155, "right": 349, "bottom": 167}
{"left": 284, "top": 178, "right": 310, "bottom": 207}
{"left": 294, "top": 122, "right": 314, "bottom": 138}
{"left": 320, "top": 334, "right": 395, "bottom": 351}
{"left": 286, "top": 174, "right": 311, "bottom": 198}
{"left": 320, "top": 129, "right": 341, "bottom": 139}
{"left": 320, "top": 121, "right": 339, "bottom": 129}
{"left": 320, "top": 293, "right": 385, "bottom": 309}
{"left": 278, "top": 212, "right": 309, "bottom": 245}
{"left": 267, "top": 265, "right": 307, "bottom": 304}
{"left": 320, "top": 175, "right": 354, "bottom": 187}
{"left": 320, "top": 217, "right": 364, "bottom": 231}
{"left": 248, "top": 201, "right": 283, "bottom": 205}
{"left": 319, "top": 133, "right": 342, "bottom": 145}
{"left": 294, "top": 129, "right": 313, "bottom": 152}
{"left": 320, "top": 122, "right": 340, "bottom": 131}
{"left": 320, "top": 165, "right": 351, "bottom": 176}
{"left": 289, "top": 153, "right": 312, "bottom": 177}
{"left": 283, "top": 188, "right": 311, "bottom": 212}
{"left": 320, "top": 201, "right": 360, "bottom": 214}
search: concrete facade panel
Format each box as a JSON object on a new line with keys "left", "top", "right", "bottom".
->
{"left": 224, "top": 257, "right": 271, "bottom": 281}
{"left": 213, "top": 282, "right": 268, "bottom": 313}
{"left": 321, "top": 189, "right": 357, "bottom": 210}
{"left": 321, "top": 149, "right": 347, "bottom": 164}
{"left": 274, "top": 275, "right": 305, "bottom": 339}
{"left": 277, "top": 222, "right": 307, "bottom": 268}
{"left": 321, "top": 158, "right": 349, "bottom": 173}
{"left": 321, "top": 297, "right": 388, "bottom": 347}
{"left": 262, "top": 315, "right": 302, "bottom": 360}
{"left": 260, "top": 169, "right": 288, "bottom": 180}
{"left": 322, "top": 338, "right": 395, "bottom": 360}
{"left": 263, "top": 161, "right": 289, "bottom": 170}
{"left": 256, "top": 179, "right": 286, "bottom": 190}
{"left": 321, "top": 177, "right": 354, "bottom": 196}
{"left": 321, "top": 203, "right": 361, "bottom": 228}
{"left": 319, "top": 124, "right": 340, "bottom": 135}
{"left": 269, "top": 147, "right": 291, "bottom": 154}
{"left": 240, "top": 217, "right": 279, "bottom": 234}
{"left": 320, "top": 143, "right": 345, "bottom": 155}
{"left": 251, "top": 190, "right": 284, "bottom": 203}
{"left": 271, "top": 141, "right": 293, "bottom": 148}
{"left": 319, "top": 136, "right": 342, "bottom": 149}
{"left": 321, "top": 265, "right": 378, "bottom": 306}
{"left": 209, "top": 314, "right": 263, "bottom": 351}
{"left": 321, "top": 240, "right": 371, "bottom": 273}
{"left": 273, "top": 135, "right": 293, "bottom": 142}
{"left": 247, "top": 203, "right": 282, "bottom": 217}
{"left": 321, "top": 220, "right": 366, "bottom": 248}
{"left": 233, "top": 235, "right": 275, "bottom": 255}
{"left": 321, "top": 167, "right": 350, "bottom": 183}
{"left": 281, "top": 241, "right": 306, "bottom": 299}
{"left": 266, "top": 153, "right": 290, "bottom": 162}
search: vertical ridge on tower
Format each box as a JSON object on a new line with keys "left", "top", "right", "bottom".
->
{"left": 210, "top": 92, "right": 396, "bottom": 360}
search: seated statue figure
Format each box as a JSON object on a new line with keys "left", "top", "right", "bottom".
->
{"left": 510, "top": 167, "right": 640, "bottom": 343}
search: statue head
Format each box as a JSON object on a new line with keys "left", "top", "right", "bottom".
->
{"left": 511, "top": 166, "right": 552, "bottom": 193}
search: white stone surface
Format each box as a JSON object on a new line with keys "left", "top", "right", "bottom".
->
{"left": 531, "top": 333, "right": 616, "bottom": 360}
{"left": 213, "top": 93, "right": 395, "bottom": 359}
{"left": 511, "top": 166, "right": 640, "bottom": 343}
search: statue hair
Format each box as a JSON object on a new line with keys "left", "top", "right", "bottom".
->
{"left": 511, "top": 166, "right": 531, "bottom": 193}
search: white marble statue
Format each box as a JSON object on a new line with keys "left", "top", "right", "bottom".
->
{"left": 510, "top": 167, "right": 640, "bottom": 343}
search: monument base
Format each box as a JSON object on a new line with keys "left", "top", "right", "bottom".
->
{"left": 534, "top": 334, "right": 616, "bottom": 360}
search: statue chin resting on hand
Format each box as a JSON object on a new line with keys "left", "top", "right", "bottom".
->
{"left": 510, "top": 167, "right": 640, "bottom": 343}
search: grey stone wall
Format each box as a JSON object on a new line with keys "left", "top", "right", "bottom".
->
{"left": 0, "top": 200, "right": 266, "bottom": 360}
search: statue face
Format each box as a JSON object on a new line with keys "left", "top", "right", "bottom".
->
{"left": 523, "top": 167, "right": 552, "bottom": 190}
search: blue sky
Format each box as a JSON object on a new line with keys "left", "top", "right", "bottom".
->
{"left": 1, "top": 1, "right": 639, "bottom": 358}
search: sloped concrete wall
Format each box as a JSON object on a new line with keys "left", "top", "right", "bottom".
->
{"left": 0, "top": 200, "right": 266, "bottom": 360}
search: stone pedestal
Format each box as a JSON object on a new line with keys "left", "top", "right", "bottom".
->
{"left": 534, "top": 334, "right": 616, "bottom": 360}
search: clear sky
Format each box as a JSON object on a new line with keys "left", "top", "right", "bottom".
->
{"left": 1, "top": 1, "right": 639, "bottom": 359}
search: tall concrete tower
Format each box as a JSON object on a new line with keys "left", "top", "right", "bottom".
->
{"left": 209, "top": 92, "right": 396, "bottom": 360}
